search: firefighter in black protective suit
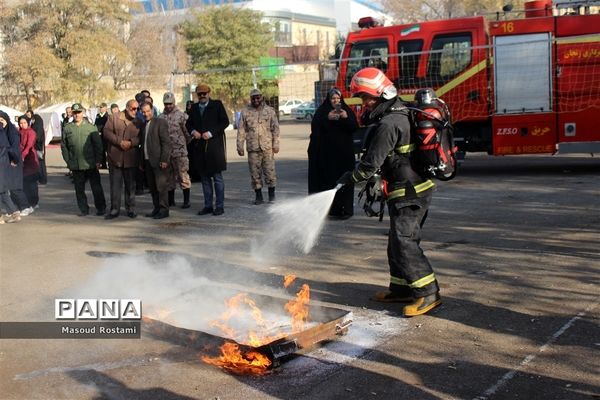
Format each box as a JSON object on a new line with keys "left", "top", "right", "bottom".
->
{"left": 337, "top": 67, "right": 441, "bottom": 317}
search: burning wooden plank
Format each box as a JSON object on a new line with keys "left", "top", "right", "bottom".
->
{"left": 142, "top": 285, "right": 352, "bottom": 374}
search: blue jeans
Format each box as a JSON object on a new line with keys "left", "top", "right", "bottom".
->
{"left": 10, "top": 189, "right": 30, "bottom": 210}
{"left": 201, "top": 172, "right": 224, "bottom": 209}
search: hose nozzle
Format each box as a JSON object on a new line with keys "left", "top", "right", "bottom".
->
{"left": 335, "top": 183, "right": 343, "bottom": 191}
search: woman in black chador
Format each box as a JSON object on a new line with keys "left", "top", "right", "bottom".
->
{"left": 308, "top": 88, "right": 358, "bottom": 219}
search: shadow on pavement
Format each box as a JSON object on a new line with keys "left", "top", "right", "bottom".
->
{"left": 68, "top": 369, "right": 197, "bottom": 400}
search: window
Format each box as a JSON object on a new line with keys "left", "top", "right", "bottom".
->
{"left": 270, "top": 19, "right": 291, "bottom": 45}
{"left": 397, "top": 39, "right": 423, "bottom": 90}
{"left": 344, "top": 40, "right": 389, "bottom": 90}
{"left": 426, "top": 33, "right": 472, "bottom": 86}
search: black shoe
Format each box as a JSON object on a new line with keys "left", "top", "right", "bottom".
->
{"left": 197, "top": 207, "right": 213, "bottom": 215}
{"left": 268, "top": 187, "right": 275, "bottom": 203}
{"left": 77, "top": 210, "right": 89, "bottom": 217}
{"left": 213, "top": 208, "right": 224, "bottom": 216}
{"left": 104, "top": 212, "right": 119, "bottom": 220}
{"left": 96, "top": 209, "right": 106, "bottom": 216}
{"left": 254, "top": 189, "right": 264, "bottom": 205}
{"left": 127, "top": 211, "right": 137, "bottom": 219}
{"left": 153, "top": 211, "right": 169, "bottom": 219}
{"left": 329, "top": 213, "right": 352, "bottom": 220}
{"left": 181, "top": 189, "right": 190, "bottom": 208}
{"left": 145, "top": 209, "right": 159, "bottom": 218}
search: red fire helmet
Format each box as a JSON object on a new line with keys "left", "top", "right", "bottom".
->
{"left": 350, "top": 67, "right": 397, "bottom": 100}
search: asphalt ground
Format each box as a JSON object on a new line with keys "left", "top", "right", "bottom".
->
{"left": 0, "top": 121, "right": 599, "bottom": 400}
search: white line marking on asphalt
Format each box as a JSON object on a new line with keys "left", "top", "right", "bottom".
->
{"left": 473, "top": 295, "right": 600, "bottom": 400}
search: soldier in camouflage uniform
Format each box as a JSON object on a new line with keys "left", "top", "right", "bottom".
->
{"left": 237, "top": 88, "right": 280, "bottom": 205}
{"left": 159, "top": 92, "right": 192, "bottom": 208}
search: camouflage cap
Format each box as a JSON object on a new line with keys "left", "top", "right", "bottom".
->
{"left": 163, "top": 92, "right": 176, "bottom": 104}
{"left": 250, "top": 88, "right": 262, "bottom": 97}
{"left": 71, "top": 103, "right": 84, "bottom": 113}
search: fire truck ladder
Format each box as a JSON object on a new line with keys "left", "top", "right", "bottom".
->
{"left": 553, "top": 0, "right": 600, "bottom": 12}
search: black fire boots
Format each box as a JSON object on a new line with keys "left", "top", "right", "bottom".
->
{"left": 181, "top": 188, "right": 191, "bottom": 209}
{"left": 254, "top": 189, "right": 264, "bottom": 205}
{"left": 268, "top": 187, "right": 276, "bottom": 203}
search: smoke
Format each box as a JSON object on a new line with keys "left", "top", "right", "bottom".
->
{"left": 67, "top": 254, "right": 223, "bottom": 328}
{"left": 68, "top": 190, "right": 339, "bottom": 342}
{"left": 69, "top": 254, "right": 204, "bottom": 305}
{"left": 68, "top": 253, "right": 322, "bottom": 344}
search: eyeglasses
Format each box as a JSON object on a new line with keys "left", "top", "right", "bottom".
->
{"left": 129, "top": 107, "right": 138, "bottom": 111}
{"left": 197, "top": 92, "right": 208, "bottom": 96}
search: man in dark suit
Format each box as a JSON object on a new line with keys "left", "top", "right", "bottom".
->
{"left": 140, "top": 102, "right": 172, "bottom": 219}
{"left": 186, "top": 83, "right": 230, "bottom": 216}
{"left": 94, "top": 102, "right": 110, "bottom": 169}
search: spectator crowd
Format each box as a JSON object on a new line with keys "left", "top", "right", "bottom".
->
{"left": 0, "top": 86, "right": 285, "bottom": 223}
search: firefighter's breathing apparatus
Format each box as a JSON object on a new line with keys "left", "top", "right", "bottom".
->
{"left": 344, "top": 88, "right": 453, "bottom": 222}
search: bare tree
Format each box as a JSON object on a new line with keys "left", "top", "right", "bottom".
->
{"left": 382, "top": 0, "right": 524, "bottom": 23}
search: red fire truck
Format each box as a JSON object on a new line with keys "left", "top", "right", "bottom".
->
{"left": 336, "top": 0, "right": 600, "bottom": 157}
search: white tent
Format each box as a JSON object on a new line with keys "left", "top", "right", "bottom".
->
{"left": 0, "top": 105, "right": 25, "bottom": 128}
{"left": 35, "top": 102, "right": 71, "bottom": 145}
{"left": 35, "top": 101, "right": 131, "bottom": 144}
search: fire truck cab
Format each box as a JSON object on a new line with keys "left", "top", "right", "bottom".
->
{"left": 336, "top": 0, "right": 600, "bottom": 157}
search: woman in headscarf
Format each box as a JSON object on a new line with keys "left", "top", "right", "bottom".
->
{"left": 25, "top": 109, "right": 47, "bottom": 184}
{"left": 18, "top": 115, "right": 40, "bottom": 210}
{"left": 308, "top": 87, "right": 358, "bottom": 219}
{"left": 0, "top": 110, "right": 22, "bottom": 223}
{"left": 185, "top": 100, "right": 194, "bottom": 115}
